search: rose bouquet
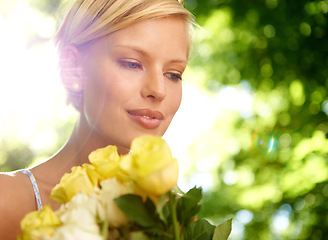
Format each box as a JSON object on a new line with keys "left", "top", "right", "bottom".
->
{"left": 18, "top": 135, "right": 232, "bottom": 240}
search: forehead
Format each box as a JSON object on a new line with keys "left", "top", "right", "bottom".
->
{"left": 88, "top": 17, "right": 190, "bottom": 60}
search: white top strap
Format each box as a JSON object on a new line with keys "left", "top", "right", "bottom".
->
{"left": 18, "top": 169, "right": 43, "bottom": 210}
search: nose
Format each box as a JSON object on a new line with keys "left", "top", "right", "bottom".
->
{"left": 141, "top": 69, "right": 166, "bottom": 101}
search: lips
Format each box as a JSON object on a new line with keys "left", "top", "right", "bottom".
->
{"left": 127, "top": 109, "right": 164, "bottom": 129}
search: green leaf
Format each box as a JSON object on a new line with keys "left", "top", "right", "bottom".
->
{"left": 212, "top": 219, "right": 232, "bottom": 240}
{"left": 162, "top": 191, "right": 178, "bottom": 227}
{"left": 144, "top": 197, "right": 156, "bottom": 216}
{"left": 184, "top": 219, "right": 215, "bottom": 240}
{"left": 162, "top": 201, "right": 172, "bottom": 226}
{"left": 114, "top": 194, "right": 156, "bottom": 227}
{"left": 177, "top": 187, "right": 202, "bottom": 225}
{"left": 172, "top": 185, "right": 184, "bottom": 195}
{"left": 183, "top": 187, "right": 203, "bottom": 203}
{"left": 129, "top": 231, "right": 150, "bottom": 240}
{"left": 156, "top": 193, "right": 170, "bottom": 225}
{"left": 142, "top": 226, "right": 164, "bottom": 236}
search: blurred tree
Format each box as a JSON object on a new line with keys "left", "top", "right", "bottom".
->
{"left": 0, "top": 0, "right": 71, "bottom": 172}
{"left": 183, "top": 0, "right": 328, "bottom": 239}
{"left": 0, "top": 140, "right": 34, "bottom": 172}
{"left": 0, "top": 115, "right": 75, "bottom": 172}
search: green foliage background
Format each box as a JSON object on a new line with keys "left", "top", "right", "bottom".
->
{"left": 184, "top": 0, "right": 328, "bottom": 239}
{"left": 0, "top": 0, "right": 327, "bottom": 239}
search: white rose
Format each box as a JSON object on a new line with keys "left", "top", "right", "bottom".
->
{"left": 49, "top": 225, "right": 103, "bottom": 240}
{"left": 97, "top": 178, "right": 133, "bottom": 227}
{"left": 49, "top": 192, "right": 102, "bottom": 240}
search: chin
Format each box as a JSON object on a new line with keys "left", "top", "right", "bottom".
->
{"left": 128, "top": 129, "right": 164, "bottom": 142}
{"left": 110, "top": 126, "right": 168, "bottom": 152}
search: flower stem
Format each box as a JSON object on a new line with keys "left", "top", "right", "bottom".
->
{"left": 101, "top": 218, "right": 109, "bottom": 240}
{"left": 169, "top": 191, "right": 180, "bottom": 240}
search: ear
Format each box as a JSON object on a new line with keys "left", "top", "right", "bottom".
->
{"left": 59, "top": 45, "right": 84, "bottom": 109}
{"left": 59, "top": 45, "right": 84, "bottom": 92}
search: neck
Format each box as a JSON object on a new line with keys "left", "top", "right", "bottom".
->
{"left": 34, "top": 112, "right": 132, "bottom": 181}
{"left": 72, "top": 113, "right": 131, "bottom": 155}
{"left": 64, "top": 112, "right": 131, "bottom": 163}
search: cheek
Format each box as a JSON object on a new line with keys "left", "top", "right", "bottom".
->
{"left": 168, "top": 84, "right": 182, "bottom": 114}
{"left": 82, "top": 66, "right": 118, "bottom": 124}
{"left": 83, "top": 67, "right": 139, "bottom": 117}
{"left": 83, "top": 61, "right": 121, "bottom": 102}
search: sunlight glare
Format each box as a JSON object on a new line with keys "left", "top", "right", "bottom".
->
{"left": 236, "top": 209, "right": 254, "bottom": 224}
{"left": 267, "top": 137, "right": 276, "bottom": 152}
{"left": 0, "top": 2, "right": 67, "bottom": 147}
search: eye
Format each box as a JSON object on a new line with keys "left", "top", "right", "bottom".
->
{"left": 118, "top": 60, "right": 142, "bottom": 70}
{"left": 166, "top": 72, "right": 182, "bottom": 81}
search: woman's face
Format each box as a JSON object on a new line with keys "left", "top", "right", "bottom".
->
{"left": 79, "top": 16, "right": 189, "bottom": 152}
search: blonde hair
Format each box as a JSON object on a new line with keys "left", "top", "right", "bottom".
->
{"left": 56, "top": 0, "right": 195, "bottom": 54}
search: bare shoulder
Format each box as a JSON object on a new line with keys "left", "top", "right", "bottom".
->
{"left": 0, "top": 171, "right": 17, "bottom": 189}
{"left": 0, "top": 172, "right": 36, "bottom": 240}
{"left": 0, "top": 172, "right": 20, "bottom": 205}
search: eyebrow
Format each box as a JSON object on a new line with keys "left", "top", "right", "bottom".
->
{"left": 114, "top": 44, "right": 147, "bottom": 56}
{"left": 114, "top": 44, "right": 188, "bottom": 64}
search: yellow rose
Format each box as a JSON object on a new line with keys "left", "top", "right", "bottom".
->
{"left": 88, "top": 145, "right": 121, "bottom": 179}
{"left": 50, "top": 164, "right": 102, "bottom": 204}
{"left": 120, "top": 135, "right": 179, "bottom": 196}
{"left": 18, "top": 205, "right": 61, "bottom": 240}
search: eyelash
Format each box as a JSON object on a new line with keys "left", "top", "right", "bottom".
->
{"left": 166, "top": 73, "right": 182, "bottom": 81}
{"left": 118, "top": 60, "right": 142, "bottom": 70}
{"left": 118, "top": 60, "right": 182, "bottom": 81}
